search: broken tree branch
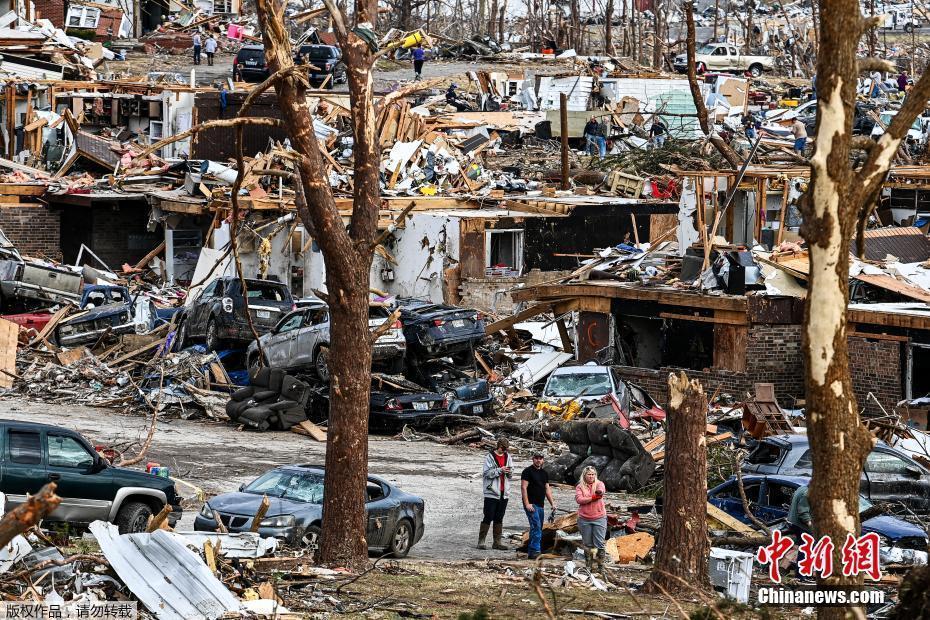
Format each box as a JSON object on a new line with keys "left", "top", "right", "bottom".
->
{"left": 146, "top": 505, "right": 173, "bottom": 532}
{"left": 0, "top": 483, "right": 60, "bottom": 549}
{"left": 369, "top": 308, "right": 402, "bottom": 344}
{"left": 250, "top": 495, "right": 271, "bottom": 532}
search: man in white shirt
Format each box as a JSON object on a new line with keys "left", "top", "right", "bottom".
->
{"left": 192, "top": 31, "right": 202, "bottom": 65}
{"left": 204, "top": 34, "right": 218, "bottom": 66}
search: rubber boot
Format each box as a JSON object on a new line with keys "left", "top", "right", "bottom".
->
{"left": 595, "top": 548, "right": 606, "bottom": 572}
{"left": 492, "top": 523, "right": 508, "bottom": 550}
{"left": 584, "top": 548, "right": 595, "bottom": 570}
{"left": 477, "top": 523, "right": 490, "bottom": 550}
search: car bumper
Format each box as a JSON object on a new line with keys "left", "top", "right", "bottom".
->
{"left": 414, "top": 333, "right": 483, "bottom": 356}
{"left": 218, "top": 321, "right": 274, "bottom": 343}
{"left": 193, "top": 515, "right": 301, "bottom": 543}
{"left": 373, "top": 342, "right": 406, "bottom": 360}
{"left": 236, "top": 68, "right": 270, "bottom": 82}
{"left": 57, "top": 322, "right": 135, "bottom": 347}
{"left": 370, "top": 410, "right": 445, "bottom": 429}
{"left": 168, "top": 504, "right": 183, "bottom": 527}
{"left": 673, "top": 63, "right": 688, "bottom": 73}
{"left": 449, "top": 395, "right": 494, "bottom": 416}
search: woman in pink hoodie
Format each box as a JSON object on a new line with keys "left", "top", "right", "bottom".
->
{"left": 575, "top": 465, "right": 607, "bottom": 570}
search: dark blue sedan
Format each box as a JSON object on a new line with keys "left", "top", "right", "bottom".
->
{"left": 709, "top": 474, "right": 929, "bottom": 549}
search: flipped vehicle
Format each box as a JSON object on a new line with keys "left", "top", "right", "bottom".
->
{"left": 0, "top": 420, "right": 182, "bottom": 533}
{"left": 308, "top": 373, "right": 452, "bottom": 431}
{"left": 194, "top": 464, "right": 424, "bottom": 557}
{"left": 176, "top": 277, "right": 294, "bottom": 351}
{"left": 709, "top": 474, "right": 928, "bottom": 554}
{"left": 395, "top": 298, "right": 486, "bottom": 361}
{"left": 742, "top": 434, "right": 930, "bottom": 512}
{"left": 673, "top": 42, "right": 775, "bottom": 77}
{"left": 247, "top": 300, "right": 406, "bottom": 378}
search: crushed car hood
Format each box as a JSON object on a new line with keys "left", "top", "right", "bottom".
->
{"left": 208, "top": 492, "right": 321, "bottom": 518}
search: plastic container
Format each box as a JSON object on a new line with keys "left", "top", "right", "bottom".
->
{"left": 401, "top": 32, "right": 423, "bottom": 48}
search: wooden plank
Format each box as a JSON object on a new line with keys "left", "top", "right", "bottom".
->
{"left": 110, "top": 339, "right": 164, "bottom": 365}
{"left": 30, "top": 304, "right": 72, "bottom": 346}
{"left": 56, "top": 347, "right": 88, "bottom": 366}
{"left": 0, "top": 183, "right": 47, "bottom": 196}
{"left": 605, "top": 532, "right": 655, "bottom": 564}
{"left": 847, "top": 330, "right": 910, "bottom": 343}
{"left": 510, "top": 283, "right": 748, "bottom": 311}
{"left": 291, "top": 420, "right": 327, "bottom": 441}
{"left": 641, "top": 434, "right": 666, "bottom": 452}
{"left": 485, "top": 302, "right": 554, "bottom": 334}
{"left": 209, "top": 362, "right": 230, "bottom": 386}
{"left": 0, "top": 318, "right": 17, "bottom": 388}
{"left": 707, "top": 501, "right": 756, "bottom": 534}
{"left": 658, "top": 311, "right": 747, "bottom": 326}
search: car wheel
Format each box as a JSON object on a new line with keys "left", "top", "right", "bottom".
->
{"left": 315, "top": 346, "right": 330, "bottom": 382}
{"left": 174, "top": 321, "right": 187, "bottom": 351}
{"left": 205, "top": 319, "right": 221, "bottom": 351}
{"left": 389, "top": 519, "right": 413, "bottom": 558}
{"left": 905, "top": 23, "right": 914, "bottom": 33}
{"left": 300, "top": 524, "right": 322, "bottom": 560}
{"left": 115, "top": 501, "right": 153, "bottom": 534}
{"left": 749, "top": 63, "right": 763, "bottom": 78}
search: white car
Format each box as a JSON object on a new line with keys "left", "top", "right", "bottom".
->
{"left": 673, "top": 43, "right": 775, "bottom": 77}
{"left": 870, "top": 111, "right": 930, "bottom": 146}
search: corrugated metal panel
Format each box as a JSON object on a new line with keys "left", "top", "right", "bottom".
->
{"left": 852, "top": 226, "right": 930, "bottom": 263}
{"left": 89, "top": 522, "right": 241, "bottom": 620}
{"left": 0, "top": 61, "right": 62, "bottom": 80}
{"left": 537, "top": 76, "right": 594, "bottom": 111}
{"left": 192, "top": 92, "right": 289, "bottom": 160}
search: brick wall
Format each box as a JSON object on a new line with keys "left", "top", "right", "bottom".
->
{"left": 615, "top": 325, "right": 902, "bottom": 415}
{"left": 615, "top": 324, "right": 805, "bottom": 407}
{"left": 34, "top": 0, "right": 65, "bottom": 26}
{"left": 0, "top": 206, "right": 61, "bottom": 261}
{"left": 89, "top": 203, "right": 159, "bottom": 268}
{"left": 848, "top": 335, "right": 902, "bottom": 415}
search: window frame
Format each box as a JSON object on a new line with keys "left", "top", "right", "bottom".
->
{"left": 484, "top": 228, "right": 525, "bottom": 274}
{"left": 47, "top": 434, "right": 95, "bottom": 469}
{"left": 8, "top": 430, "right": 42, "bottom": 465}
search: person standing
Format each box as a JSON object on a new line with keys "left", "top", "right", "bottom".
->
{"left": 583, "top": 116, "right": 605, "bottom": 158}
{"left": 787, "top": 483, "right": 813, "bottom": 537}
{"left": 649, "top": 119, "right": 667, "bottom": 149}
{"left": 192, "top": 31, "right": 202, "bottom": 66}
{"left": 575, "top": 466, "right": 607, "bottom": 571}
{"left": 521, "top": 450, "right": 556, "bottom": 560}
{"left": 898, "top": 70, "right": 909, "bottom": 92}
{"left": 412, "top": 42, "right": 425, "bottom": 81}
{"left": 204, "top": 34, "right": 218, "bottom": 67}
{"left": 218, "top": 83, "right": 228, "bottom": 118}
{"left": 791, "top": 118, "right": 808, "bottom": 156}
{"left": 479, "top": 437, "right": 513, "bottom": 550}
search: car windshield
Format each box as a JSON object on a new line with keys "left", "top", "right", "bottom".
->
{"left": 544, "top": 372, "right": 612, "bottom": 397}
{"left": 242, "top": 470, "right": 324, "bottom": 504}
{"left": 698, "top": 45, "right": 717, "bottom": 54}
{"left": 306, "top": 47, "right": 337, "bottom": 59}
{"left": 247, "top": 282, "right": 290, "bottom": 302}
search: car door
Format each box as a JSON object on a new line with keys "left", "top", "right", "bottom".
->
{"left": 707, "top": 45, "right": 728, "bottom": 70}
{"left": 264, "top": 310, "right": 305, "bottom": 369}
{"left": 188, "top": 280, "right": 218, "bottom": 337}
{"left": 728, "top": 46, "right": 740, "bottom": 70}
{"left": 295, "top": 307, "right": 329, "bottom": 368}
{"left": 863, "top": 449, "right": 929, "bottom": 510}
{"left": 46, "top": 433, "right": 112, "bottom": 522}
{"left": 364, "top": 479, "right": 394, "bottom": 548}
{"left": 2, "top": 427, "right": 46, "bottom": 512}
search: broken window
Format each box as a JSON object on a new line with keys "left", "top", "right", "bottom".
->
{"left": 47, "top": 435, "right": 94, "bottom": 469}
{"left": 485, "top": 229, "right": 524, "bottom": 276}
{"left": 746, "top": 442, "right": 783, "bottom": 466}
{"left": 907, "top": 343, "right": 930, "bottom": 399}
{"left": 66, "top": 6, "right": 101, "bottom": 28}
{"left": 214, "top": 0, "right": 234, "bottom": 11}
{"left": 247, "top": 282, "right": 289, "bottom": 302}
{"left": 865, "top": 451, "right": 913, "bottom": 475}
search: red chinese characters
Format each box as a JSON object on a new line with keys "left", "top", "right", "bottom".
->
{"left": 756, "top": 530, "right": 794, "bottom": 583}
{"left": 841, "top": 532, "right": 881, "bottom": 581}
{"left": 798, "top": 533, "right": 834, "bottom": 578}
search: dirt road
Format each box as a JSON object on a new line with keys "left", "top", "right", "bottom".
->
{"left": 0, "top": 399, "right": 578, "bottom": 561}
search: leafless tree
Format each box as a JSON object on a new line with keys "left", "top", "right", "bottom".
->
{"left": 801, "top": 0, "right": 930, "bottom": 615}
{"left": 252, "top": 0, "right": 383, "bottom": 569}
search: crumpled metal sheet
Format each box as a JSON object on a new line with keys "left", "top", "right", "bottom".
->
{"left": 89, "top": 521, "right": 241, "bottom": 620}
{"left": 174, "top": 532, "right": 278, "bottom": 558}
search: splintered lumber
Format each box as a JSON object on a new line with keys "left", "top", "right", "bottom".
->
{"left": 605, "top": 532, "right": 655, "bottom": 564}
{"left": 109, "top": 339, "right": 165, "bottom": 366}
{"left": 55, "top": 347, "right": 87, "bottom": 367}
{"left": 0, "top": 483, "right": 60, "bottom": 548}
{"left": 146, "top": 505, "right": 173, "bottom": 532}
{"left": 250, "top": 495, "right": 271, "bottom": 532}
{"left": 133, "top": 241, "right": 166, "bottom": 270}
{"left": 292, "top": 420, "right": 327, "bottom": 441}
{"left": 30, "top": 304, "right": 72, "bottom": 346}
{"left": 706, "top": 502, "right": 756, "bottom": 534}
{"left": 0, "top": 318, "right": 17, "bottom": 388}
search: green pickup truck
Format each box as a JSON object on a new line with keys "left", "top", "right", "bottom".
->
{"left": 0, "top": 420, "right": 182, "bottom": 533}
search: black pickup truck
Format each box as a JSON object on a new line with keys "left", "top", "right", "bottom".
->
{"left": 0, "top": 420, "right": 182, "bottom": 533}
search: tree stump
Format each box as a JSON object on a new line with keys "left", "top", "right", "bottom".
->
{"left": 643, "top": 371, "right": 710, "bottom": 596}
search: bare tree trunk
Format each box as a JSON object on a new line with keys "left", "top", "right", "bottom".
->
{"left": 605, "top": 0, "right": 614, "bottom": 54}
{"left": 488, "top": 0, "right": 498, "bottom": 40}
{"left": 643, "top": 372, "right": 710, "bottom": 596}
{"left": 799, "top": 1, "right": 930, "bottom": 616}
{"left": 684, "top": 2, "right": 742, "bottom": 168}
{"left": 713, "top": 0, "right": 719, "bottom": 40}
{"left": 498, "top": 1, "right": 506, "bottom": 43}
{"left": 570, "top": 0, "right": 580, "bottom": 51}
{"left": 478, "top": 0, "right": 487, "bottom": 35}
{"left": 745, "top": 0, "right": 754, "bottom": 52}
{"left": 254, "top": 0, "right": 379, "bottom": 571}
{"left": 651, "top": 5, "right": 661, "bottom": 68}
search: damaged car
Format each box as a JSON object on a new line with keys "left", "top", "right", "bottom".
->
{"left": 246, "top": 300, "right": 406, "bottom": 377}
{"left": 710, "top": 475, "right": 929, "bottom": 564}
{"left": 395, "top": 298, "right": 486, "bottom": 361}
{"left": 176, "top": 277, "right": 295, "bottom": 351}
{"left": 416, "top": 361, "right": 494, "bottom": 417}
{"left": 742, "top": 434, "right": 930, "bottom": 513}
{"left": 54, "top": 285, "right": 157, "bottom": 347}
{"left": 194, "top": 464, "right": 424, "bottom": 558}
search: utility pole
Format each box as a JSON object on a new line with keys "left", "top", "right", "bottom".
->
{"left": 560, "top": 93, "right": 569, "bottom": 190}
